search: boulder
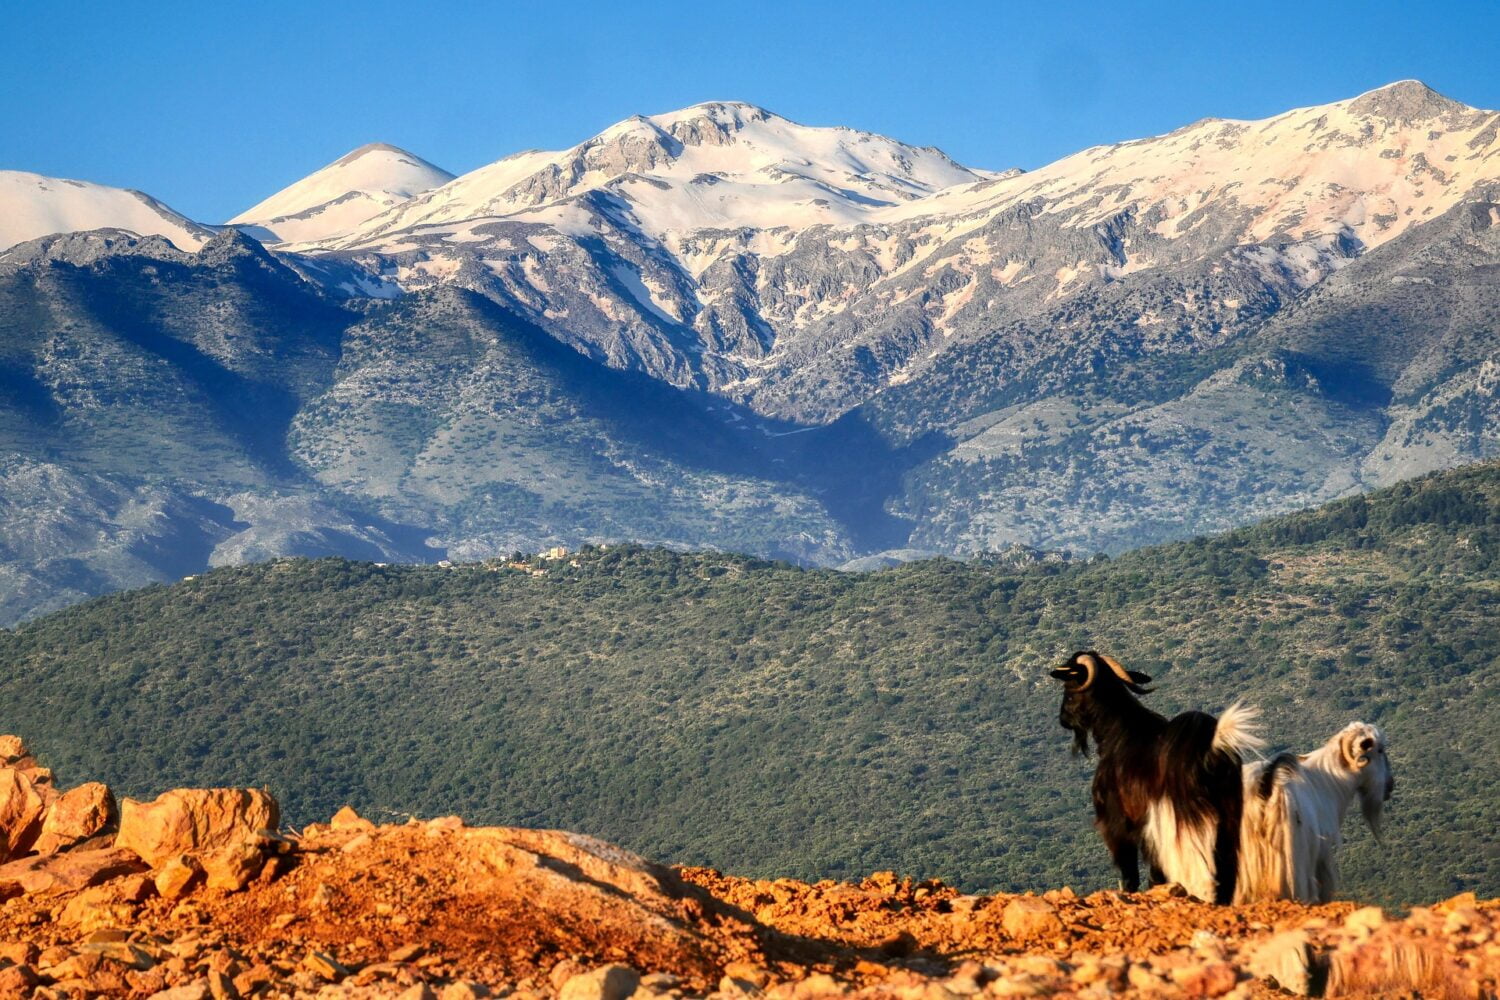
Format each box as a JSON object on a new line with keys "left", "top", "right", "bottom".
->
{"left": 0, "top": 963, "right": 40, "bottom": 995}
{"left": 329, "top": 805, "right": 373, "bottom": 832}
{"left": 201, "top": 840, "right": 266, "bottom": 892}
{"left": 1345, "top": 906, "right": 1387, "bottom": 938}
{"left": 115, "top": 789, "right": 278, "bottom": 868}
{"left": 155, "top": 854, "right": 205, "bottom": 900}
{"left": 999, "top": 895, "right": 1063, "bottom": 940}
{"left": 302, "top": 950, "right": 349, "bottom": 981}
{"left": 1176, "top": 962, "right": 1239, "bottom": 997}
{"left": 558, "top": 965, "right": 640, "bottom": 1000}
{"left": 0, "top": 736, "right": 26, "bottom": 764}
{"left": 58, "top": 879, "right": 152, "bottom": 933}
{"left": 0, "top": 845, "right": 146, "bottom": 898}
{"left": 1248, "top": 930, "right": 1317, "bottom": 995}
{"left": 0, "top": 768, "right": 46, "bottom": 862}
{"left": 34, "top": 781, "right": 115, "bottom": 854}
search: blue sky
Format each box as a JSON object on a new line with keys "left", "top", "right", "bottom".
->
{"left": 4, "top": 0, "right": 1499, "bottom": 222}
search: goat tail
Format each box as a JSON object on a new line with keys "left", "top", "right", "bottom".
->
{"left": 1213, "top": 701, "right": 1266, "bottom": 759}
{"left": 1236, "top": 754, "right": 1298, "bottom": 902}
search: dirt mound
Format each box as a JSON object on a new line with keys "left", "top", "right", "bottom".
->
{"left": 0, "top": 737, "right": 1496, "bottom": 997}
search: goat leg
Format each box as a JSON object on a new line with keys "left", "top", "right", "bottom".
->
{"left": 1105, "top": 834, "right": 1142, "bottom": 893}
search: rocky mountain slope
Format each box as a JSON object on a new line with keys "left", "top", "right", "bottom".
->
{"left": 0, "top": 737, "right": 1495, "bottom": 999}
{"left": 299, "top": 82, "right": 1500, "bottom": 418}
{"left": 4, "top": 462, "right": 1495, "bottom": 906}
{"left": 0, "top": 82, "right": 1498, "bottom": 621}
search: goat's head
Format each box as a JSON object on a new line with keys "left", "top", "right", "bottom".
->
{"left": 1337, "top": 721, "right": 1394, "bottom": 837}
{"left": 1049, "top": 651, "right": 1153, "bottom": 755}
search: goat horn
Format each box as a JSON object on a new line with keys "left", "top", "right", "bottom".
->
{"left": 1076, "top": 653, "right": 1099, "bottom": 691}
{"left": 1099, "top": 654, "right": 1134, "bottom": 684}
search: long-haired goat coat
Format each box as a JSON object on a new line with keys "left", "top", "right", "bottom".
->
{"left": 1237, "top": 721, "right": 1395, "bottom": 903}
{"left": 1051, "top": 651, "right": 1264, "bottom": 904}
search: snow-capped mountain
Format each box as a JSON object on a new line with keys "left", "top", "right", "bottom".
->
{"left": 0, "top": 171, "right": 213, "bottom": 253}
{"left": 879, "top": 78, "right": 1500, "bottom": 265}
{"left": 228, "top": 143, "right": 454, "bottom": 246}
{"left": 292, "top": 82, "right": 1500, "bottom": 418}
{"left": 334, "top": 101, "right": 992, "bottom": 249}
{"left": 2, "top": 81, "right": 1499, "bottom": 625}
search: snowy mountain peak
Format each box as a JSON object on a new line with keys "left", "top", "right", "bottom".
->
{"left": 329, "top": 142, "right": 439, "bottom": 168}
{"left": 0, "top": 171, "right": 212, "bottom": 253}
{"left": 884, "top": 80, "right": 1500, "bottom": 258}
{"left": 228, "top": 143, "right": 454, "bottom": 246}
{"left": 332, "top": 102, "right": 988, "bottom": 247}
{"left": 1345, "top": 79, "right": 1471, "bottom": 121}
{"left": 654, "top": 101, "right": 777, "bottom": 133}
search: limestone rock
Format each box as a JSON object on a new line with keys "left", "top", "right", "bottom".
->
{"left": 302, "top": 950, "right": 349, "bottom": 981}
{"left": 1177, "top": 961, "right": 1238, "bottom": 997}
{"left": 388, "top": 943, "right": 427, "bottom": 964}
{"left": 1344, "top": 906, "right": 1387, "bottom": 937}
{"left": 115, "top": 788, "right": 278, "bottom": 868}
{"left": 231, "top": 964, "right": 276, "bottom": 996}
{"left": 330, "top": 805, "right": 374, "bottom": 831}
{"left": 723, "top": 961, "right": 773, "bottom": 990}
{"left": 0, "top": 845, "right": 146, "bottom": 897}
{"left": 558, "top": 965, "right": 640, "bottom": 1000}
{"left": 440, "top": 983, "right": 489, "bottom": 1000}
{"left": 206, "top": 968, "right": 238, "bottom": 1000}
{"left": 34, "top": 781, "right": 115, "bottom": 854}
{"left": 81, "top": 938, "right": 156, "bottom": 970}
{"left": 0, "top": 768, "right": 45, "bottom": 862}
{"left": 0, "top": 941, "right": 37, "bottom": 965}
{"left": 155, "top": 854, "right": 205, "bottom": 900}
{"left": 0, "top": 963, "right": 40, "bottom": 995}
{"left": 1248, "top": 930, "right": 1316, "bottom": 995}
{"left": 999, "top": 895, "right": 1062, "bottom": 940}
{"left": 201, "top": 841, "right": 265, "bottom": 892}
{"left": 0, "top": 736, "right": 26, "bottom": 764}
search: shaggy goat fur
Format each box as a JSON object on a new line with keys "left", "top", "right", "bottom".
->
{"left": 1236, "top": 721, "right": 1394, "bottom": 903}
{"left": 1051, "top": 651, "right": 1264, "bottom": 904}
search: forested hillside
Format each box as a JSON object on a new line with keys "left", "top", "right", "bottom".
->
{"left": 2, "top": 461, "right": 1496, "bottom": 905}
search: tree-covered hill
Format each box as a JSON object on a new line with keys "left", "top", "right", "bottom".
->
{"left": 2, "top": 461, "right": 1496, "bottom": 906}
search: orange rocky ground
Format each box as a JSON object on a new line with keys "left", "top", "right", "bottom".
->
{"left": 0, "top": 736, "right": 1495, "bottom": 999}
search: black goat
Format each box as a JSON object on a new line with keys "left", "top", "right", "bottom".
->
{"left": 1050, "top": 651, "right": 1262, "bottom": 904}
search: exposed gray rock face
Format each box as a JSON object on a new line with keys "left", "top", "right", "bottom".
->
{"left": 869, "top": 191, "right": 1500, "bottom": 555}
{"left": 280, "top": 85, "right": 1500, "bottom": 435}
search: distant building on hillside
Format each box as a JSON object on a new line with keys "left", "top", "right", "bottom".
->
{"left": 541, "top": 546, "right": 569, "bottom": 560}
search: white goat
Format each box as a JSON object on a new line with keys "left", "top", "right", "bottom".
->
{"left": 1236, "top": 721, "right": 1394, "bottom": 903}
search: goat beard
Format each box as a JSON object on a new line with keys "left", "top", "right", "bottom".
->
{"left": 1068, "top": 724, "right": 1090, "bottom": 756}
{"left": 1361, "top": 790, "right": 1385, "bottom": 841}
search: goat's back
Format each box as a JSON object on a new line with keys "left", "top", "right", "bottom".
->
{"left": 1159, "top": 711, "right": 1242, "bottom": 786}
{"left": 1154, "top": 710, "right": 1248, "bottom": 904}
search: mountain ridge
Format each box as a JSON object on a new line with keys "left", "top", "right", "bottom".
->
{"left": 0, "top": 82, "right": 1497, "bottom": 622}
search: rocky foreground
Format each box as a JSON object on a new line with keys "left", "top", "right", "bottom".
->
{"left": 0, "top": 738, "right": 1494, "bottom": 999}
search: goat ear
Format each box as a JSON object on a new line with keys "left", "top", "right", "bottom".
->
{"left": 1049, "top": 667, "right": 1078, "bottom": 682}
{"left": 1128, "top": 670, "right": 1152, "bottom": 685}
